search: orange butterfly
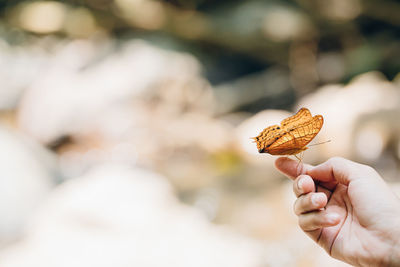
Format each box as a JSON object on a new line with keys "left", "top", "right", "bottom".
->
{"left": 252, "top": 108, "right": 323, "bottom": 157}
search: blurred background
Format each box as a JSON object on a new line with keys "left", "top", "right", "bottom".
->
{"left": 0, "top": 0, "right": 399, "bottom": 266}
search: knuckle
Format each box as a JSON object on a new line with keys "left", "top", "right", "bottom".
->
{"left": 361, "top": 164, "right": 378, "bottom": 176}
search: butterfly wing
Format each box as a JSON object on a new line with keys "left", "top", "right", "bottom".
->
{"left": 266, "top": 132, "right": 299, "bottom": 155}
{"left": 281, "top": 108, "right": 312, "bottom": 131}
{"left": 254, "top": 108, "right": 324, "bottom": 155}
{"left": 290, "top": 115, "right": 323, "bottom": 147}
{"left": 253, "top": 124, "right": 285, "bottom": 153}
{"left": 268, "top": 115, "right": 323, "bottom": 155}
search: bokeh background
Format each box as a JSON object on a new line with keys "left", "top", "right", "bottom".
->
{"left": 0, "top": 0, "right": 399, "bottom": 266}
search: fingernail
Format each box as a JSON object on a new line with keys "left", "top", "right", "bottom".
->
{"left": 297, "top": 178, "right": 304, "bottom": 190}
{"left": 327, "top": 213, "right": 340, "bottom": 223}
{"left": 311, "top": 194, "right": 320, "bottom": 206}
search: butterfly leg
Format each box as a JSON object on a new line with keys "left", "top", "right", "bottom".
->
{"left": 295, "top": 151, "right": 304, "bottom": 174}
{"left": 294, "top": 151, "right": 304, "bottom": 161}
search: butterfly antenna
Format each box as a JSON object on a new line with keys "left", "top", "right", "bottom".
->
{"left": 308, "top": 140, "right": 331, "bottom": 147}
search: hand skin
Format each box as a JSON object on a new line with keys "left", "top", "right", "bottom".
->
{"left": 275, "top": 157, "right": 400, "bottom": 267}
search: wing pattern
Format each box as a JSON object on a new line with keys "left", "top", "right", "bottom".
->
{"left": 253, "top": 124, "right": 285, "bottom": 153}
{"left": 253, "top": 108, "right": 323, "bottom": 156}
{"left": 281, "top": 107, "right": 312, "bottom": 131}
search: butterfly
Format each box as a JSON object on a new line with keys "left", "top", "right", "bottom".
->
{"left": 252, "top": 108, "right": 323, "bottom": 158}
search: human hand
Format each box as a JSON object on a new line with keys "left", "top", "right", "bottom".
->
{"left": 275, "top": 157, "right": 400, "bottom": 266}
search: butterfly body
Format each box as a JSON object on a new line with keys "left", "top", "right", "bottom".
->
{"left": 253, "top": 108, "right": 323, "bottom": 156}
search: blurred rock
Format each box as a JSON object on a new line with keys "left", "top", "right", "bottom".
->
{"left": 353, "top": 109, "right": 400, "bottom": 160}
{"left": 0, "top": 126, "right": 56, "bottom": 245}
{"left": 0, "top": 36, "right": 111, "bottom": 112}
{"left": 57, "top": 106, "right": 231, "bottom": 183}
{"left": 0, "top": 164, "right": 265, "bottom": 267}
{"left": 18, "top": 39, "right": 213, "bottom": 144}
{"left": 352, "top": 109, "right": 400, "bottom": 181}
{"left": 15, "top": 1, "right": 67, "bottom": 34}
{"left": 0, "top": 41, "right": 49, "bottom": 110}
{"left": 15, "top": 39, "right": 231, "bottom": 193}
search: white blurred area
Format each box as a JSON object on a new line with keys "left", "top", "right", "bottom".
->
{"left": 0, "top": 165, "right": 264, "bottom": 267}
{"left": 0, "top": 1, "right": 399, "bottom": 266}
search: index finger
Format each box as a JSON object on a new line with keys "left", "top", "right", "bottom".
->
{"left": 275, "top": 157, "right": 337, "bottom": 190}
{"left": 274, "top": 157, "right": 314, "bottom": 180}
{"left": 307, "top": 157, "right": 379, "bottom": 185}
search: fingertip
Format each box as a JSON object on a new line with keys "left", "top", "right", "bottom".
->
{"left": 274, "top": 157, "right": 297, "bottom": 179}
{"left": 294, "top": 175, "right": 315, "bottom": 197}
{"left": 274, "top": 157, "right": 291, "bottom": 169}
{"left": 297, "top": 175, "right": 305, "bottom": 190}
